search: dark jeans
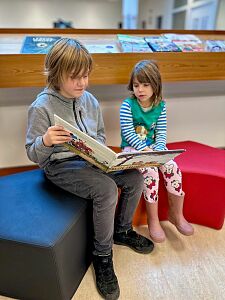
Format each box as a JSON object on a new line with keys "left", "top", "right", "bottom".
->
{"left": 44, "top": 158, "right": 144, "bottom": 255}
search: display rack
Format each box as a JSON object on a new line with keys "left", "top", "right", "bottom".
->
{"left": 0, "top": 29, "right": 225, "bottom": 88}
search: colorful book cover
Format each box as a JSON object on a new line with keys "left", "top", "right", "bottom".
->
{"left": 145, "top": 36, "right": 181, "bottom": 52}
{"left": 20, "top": 36, "right": 61, "bottom": 54}
{"left": 54, "top": 114, "right": 185, "bottom": 173}
{"left": 117, "top": 34, "right": 152, "bottom": 53}
{"left": 172, "top": 40, "right": 204, "bottom": 52}
{"left": 162, "top": 33, "right": 202, "bottom": 43}
{"left": 205, "top": 40, "right": 225, "bottom": 52}
{"left": 85, "top": 44, "right": 119, "bottom": 53}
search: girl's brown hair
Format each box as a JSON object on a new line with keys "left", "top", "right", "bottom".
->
{"left": 128, "top": 60, "right": 162, "bottom": 106}
{"left": 44, "top": 38, "right": 93, "bottom": 90}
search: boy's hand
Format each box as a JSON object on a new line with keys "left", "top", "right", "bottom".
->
{"left": 43, "top": 125, "right": 71, "bottom": 147}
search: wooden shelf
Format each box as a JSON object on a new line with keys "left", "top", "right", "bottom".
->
{"left": 1, "top": 29, "right": 225, "bottom": 88}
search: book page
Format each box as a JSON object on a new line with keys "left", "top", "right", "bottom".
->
{"left": 54, "top": 115, "right": 117, "bottom": 170}
{"left": 108, "top": 149, "right": 185, "bottom": 171}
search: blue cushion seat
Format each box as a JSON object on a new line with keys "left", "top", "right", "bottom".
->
{"left": 0, "top": 169, "right": 92, "bottom": 300}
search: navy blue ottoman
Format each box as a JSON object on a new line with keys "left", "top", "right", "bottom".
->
{"left": 0, "top": 169, "right": 93, "bottom": 300}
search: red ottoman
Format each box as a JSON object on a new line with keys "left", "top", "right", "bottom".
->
{"left": 133, "top": 141, "right": 225, "bottom": 230}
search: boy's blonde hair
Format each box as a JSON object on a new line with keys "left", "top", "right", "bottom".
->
{"left": 45, "top": 38, "right": 93, "bottom": 90}
{"left": 128, "top": 60, "right": 162, "bottom": 106}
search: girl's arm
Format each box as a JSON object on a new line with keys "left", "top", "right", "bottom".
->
{"left": 120, "top": 101, "right": 148, "bottom": 150}
{"left": 152, "top": 103, "right": 167, "bottom": 150}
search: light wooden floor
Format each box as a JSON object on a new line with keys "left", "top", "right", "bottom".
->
{"left": 1, "top": 222, "right": 225, "bottom": 300}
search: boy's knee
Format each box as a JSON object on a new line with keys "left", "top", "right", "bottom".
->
{"left": 98, "top": 179, "right": 118, "bottom": 201}
{"left": 126, "top": 169, "right": 144, "bottom": 189}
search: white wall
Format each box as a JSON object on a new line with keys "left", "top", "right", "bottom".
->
{"left": 216, "top": 0, "right": 225, "bottom": 29}
{"left": 0, "top": 0, "right": 224, "bottom": 29}
{"left": 0, "top": 0, "right": 122, "bottom": 29}
{"left": 138, "top": 0, "right": 172, "bottom": 29}
{"left": 1, "top": 82, "right": 224, "bottom": 168}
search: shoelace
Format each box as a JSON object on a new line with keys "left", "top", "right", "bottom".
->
{"left": 127, "top": 230, "right": 146, "bottom": 247}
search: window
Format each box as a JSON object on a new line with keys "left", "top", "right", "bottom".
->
{"left": 172, "top": 11, "right": 186, "bottom": 29}
{"left": 174, "top": 0, "right": 187, "bottom": 9}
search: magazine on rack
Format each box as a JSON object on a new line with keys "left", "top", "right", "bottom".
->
{"left": 54, "top": 115, "right": 185, "bottom": 173}
{"left": 20, "top": 36, "right": 61, "bottom": 54}
{"left": 117, "top": 34, "right": 152, "bottom": 53}
{"left": 144, "top": 36, "right": 181, "bottom": 52}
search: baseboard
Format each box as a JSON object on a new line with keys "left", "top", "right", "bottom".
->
{"left": 0, "top": 165, "right": 39, "bottom": 176}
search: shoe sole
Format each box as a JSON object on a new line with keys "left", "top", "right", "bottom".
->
{"left": 96, "top": 284, "right": 120, "bottom": 300}
{"left": 114, "top": 240, "right": 154, "bottom": 254}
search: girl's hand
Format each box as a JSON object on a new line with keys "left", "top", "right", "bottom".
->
{"left": 43, "top": 125, "right": 72, "bottom": 147}
{"left": 143, "top": 146, "right": 153, "bottom": 152}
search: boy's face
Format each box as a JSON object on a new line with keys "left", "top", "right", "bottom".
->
{"left": 59, "top": 71, "right": 89, "bottom": 99}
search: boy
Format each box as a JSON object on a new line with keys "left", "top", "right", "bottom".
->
{"left": 26, "top": 38, "right": 154, "bottom": 300}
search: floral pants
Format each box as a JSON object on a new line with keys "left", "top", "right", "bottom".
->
{"left": 123, "top": 147, "right": 184, "bottom": 203}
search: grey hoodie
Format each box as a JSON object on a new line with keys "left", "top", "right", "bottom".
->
{"left": 26, "top": 88, "right": 106, "bottom": 168}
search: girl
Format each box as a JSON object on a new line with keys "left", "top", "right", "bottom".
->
{"left": 120, "top": 60, "right": 194, "bottom": 243}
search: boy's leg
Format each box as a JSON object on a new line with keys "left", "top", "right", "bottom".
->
{"left": 108, "top": 169, "right": 154, "bottom": 254}
{"left": 45, "top": 158, "right": 118, "bottom": 255}
{"left": 45, "top": 158, "right": 120, "bottom": 299}
{"left": 108, "top": 169, "right": 144, "bottom": 232}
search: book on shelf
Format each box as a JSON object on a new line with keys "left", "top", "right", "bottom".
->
{"left": 117, "top": 34, "right": 152, "bottom": 53}
{"left": 162, "top": 33, "right": 202, "bottom": 43}
{"left": 204, "top": 40, "right": 225, "bottom": 52}
{"left": 20, "top": 36, "right": 61, "bottom": 54}
{"left": 54, "top": 114, "right": 185, "bottom": 173}
{"left": 172, "top": 40, "right": 204, "bottom": 52}
{"left": 84, "top": 43, "right": 119, "bottom": 53}
{"left": 144, "top": 36, "right": 181, "bottom": 52}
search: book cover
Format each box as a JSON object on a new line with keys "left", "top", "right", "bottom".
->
{"left": 54, "top": 114, "right": 185, "bottom": 173}
{"left": 85, "top": 43, "right": 119, "bottom": 53}
{"left": 172, "top": 40, "right": 204, "bottom": 52}
{"left": 145, "top": 36, "right": 181, "bottom": 52}
{"left": 117, "top": 34, "right": 152, "bottom": 53}
{"left": 162, "top": 33, "right": 202, "bottom": 43}
{"left": 205, "top": 40, "right": 225, "bottom": 52}
{"left": 20, "top": 36, "right": 61, "bottom": 54}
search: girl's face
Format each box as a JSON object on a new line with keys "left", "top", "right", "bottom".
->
{"left": 59, "top": 71, "right": 89, "bottom": 99}
{"left": 133, "top": 79, "right": 154, "bottom": 107}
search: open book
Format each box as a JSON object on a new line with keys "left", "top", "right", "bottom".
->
{"left": 54, "top": 115, "right": 185, "bottom": 173}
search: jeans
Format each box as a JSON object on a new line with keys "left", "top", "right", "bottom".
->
{"left": 44, "top": 157, "right": 144, "bottom": 255}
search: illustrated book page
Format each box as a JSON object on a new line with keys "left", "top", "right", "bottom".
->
{"left": 54, "top": 114, "right": 185, "bottom": 172}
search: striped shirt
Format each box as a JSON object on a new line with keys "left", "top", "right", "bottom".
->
{"left": 120, "top": 100, "right": 167, "bottom": 151}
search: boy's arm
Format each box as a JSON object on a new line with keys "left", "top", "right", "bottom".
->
{"left": 25, "top": 106, "right": 54, "bottom": 167}
{"left": 151, "top": 104, "right": 167, "bottom": 151}
{"left": 120, "top": 101, "right": 147, "bottom": 151}
{"left": 96, "top": 105, "right": 106, "bottom": 145}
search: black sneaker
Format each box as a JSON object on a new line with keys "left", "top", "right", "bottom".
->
{"left": 114, "top": 228, "right": 154, "bottom": 254}
{"left": 93, "top": 252, "right": 120, "bottom": 300}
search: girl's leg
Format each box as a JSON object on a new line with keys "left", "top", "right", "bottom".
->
{"left": 160, "top": 160, "right": 194, "bottom": 235}
{"left": 140, "top": 167, "right": 166, "bottom": 243}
